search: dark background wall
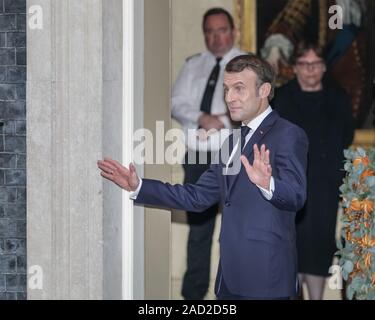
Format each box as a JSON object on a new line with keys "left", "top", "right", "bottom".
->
{"left": 0, "top": 0, "right": 26, "bottom": 300}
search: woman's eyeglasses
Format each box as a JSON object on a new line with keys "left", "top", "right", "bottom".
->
{"left": 296, "top": 60, "right": 325, "bottom": 70}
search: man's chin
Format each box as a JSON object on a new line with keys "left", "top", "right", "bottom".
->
{"left": 229, "top": 114, "right": 241, "bottom": 122}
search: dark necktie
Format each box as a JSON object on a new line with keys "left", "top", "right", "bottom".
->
{"left": 200, "top": 57, "right": 222, "bottom": 114}
{"left": 241, "top": 126, "right": 251, "bottom": 150}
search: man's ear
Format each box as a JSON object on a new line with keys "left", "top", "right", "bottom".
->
{"left": 258, "top": 83, "right": 272, "bottom": 99}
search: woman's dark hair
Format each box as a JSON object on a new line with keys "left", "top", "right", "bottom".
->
{"left": 290, "top": 41, "right": 326, "bottom": 65}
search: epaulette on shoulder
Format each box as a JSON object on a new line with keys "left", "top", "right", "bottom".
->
{"left": 186, "top": 53, "right": 201, "bottom": 62}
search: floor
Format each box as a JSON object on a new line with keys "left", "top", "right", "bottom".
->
{"left": 171, "top": 279, "right": 343, "bottom": 300}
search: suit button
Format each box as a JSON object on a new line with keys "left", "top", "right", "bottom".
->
{"left": 225, "top": 201, "right": 231, "bottom": 207}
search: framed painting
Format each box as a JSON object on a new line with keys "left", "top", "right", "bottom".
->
{"left": 234, "top": 0, "right": 375, "bottom": 137}
{"left": 234, "top": 0, "right": 288, "bottom": 53}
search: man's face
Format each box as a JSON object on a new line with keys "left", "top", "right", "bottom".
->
{"left": 293, "top": 49, "right": 326, "bottom": 90}
{"left": 224, "top": 69, "right": 265, "bottom": 124}
{"left": 204, "top": 14, "right": 236, "bottom": 57}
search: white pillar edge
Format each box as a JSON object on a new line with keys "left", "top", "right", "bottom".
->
{"left": 122, "top": 0, "right": 135, "bottom": 300}
{"left": 122, "top": 0, "right": 145, "bottom": 300}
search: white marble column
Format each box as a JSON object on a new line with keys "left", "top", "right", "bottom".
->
{"left": 27, "top": 0, "right": 108, "bottom": 299}
{"left": 27, "top": 0, "right": 171, "bottom": 300}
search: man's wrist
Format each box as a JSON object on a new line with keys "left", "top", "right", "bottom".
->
{"left": 129, "top": 178, "right": 143, "bottom": 200}
{"left": 257, "top": 177, "right": 274, "bottom": 201}
{"left": 259, "top": 178, "right": 271, "bottom": 191}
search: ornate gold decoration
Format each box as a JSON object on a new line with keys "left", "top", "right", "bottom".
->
{"left": 234, "top": 0, "right": 257, "bottom": 53}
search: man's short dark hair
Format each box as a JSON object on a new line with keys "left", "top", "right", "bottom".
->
{"left": 202, "top": 8, "right": 235, "bottom": 31}
{"left": 225, "top": 54, "right": 276, "bottom": 100}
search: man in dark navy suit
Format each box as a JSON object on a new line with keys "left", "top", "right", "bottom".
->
{"left": 98, "top": 54, "right": 308, "bottom": 300}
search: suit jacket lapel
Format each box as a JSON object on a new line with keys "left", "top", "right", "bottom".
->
{"left": 226, "top": 111, "right": 279, "bottom": 195}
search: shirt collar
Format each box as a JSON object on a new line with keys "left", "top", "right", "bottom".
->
{"left": 242, "top": 106, "right": 273, "bottom": 132}
{"left": 207, "top": 47, "right": 236, "bottom": 65}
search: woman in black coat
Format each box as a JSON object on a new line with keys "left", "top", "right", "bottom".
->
{"left": 272, "top": 42, "right": 355, "bottom": 299}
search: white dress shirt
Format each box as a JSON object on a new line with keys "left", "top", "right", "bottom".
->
{"left": 225, "top": 106, "right": 275, "bottom": 200}
{"left": 172, "top": 47, "right": 245, "bottom": 152}
{"left": 130, "top": 107, "right": 275, "bottom": 201}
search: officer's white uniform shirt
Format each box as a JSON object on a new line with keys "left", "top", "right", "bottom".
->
{"left": 172, "top": 47, "right": 245, "bottom": 152}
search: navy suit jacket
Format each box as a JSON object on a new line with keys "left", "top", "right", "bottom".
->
{"left": 135, "top": 111, "right": 308, "bottom": 298}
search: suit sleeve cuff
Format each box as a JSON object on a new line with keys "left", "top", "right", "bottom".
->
{"left": 129, "top": 178, "right": 143, "bottom": 200}
{"left": 257, "top": 176, "right": 275, "bottom": 200}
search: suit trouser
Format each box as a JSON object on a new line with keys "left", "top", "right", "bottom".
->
{"left": 181, "top": 151, "right": 219, "bottom": 300}
{"left": 215, "top": 263, "right": 289, "bottom": 300}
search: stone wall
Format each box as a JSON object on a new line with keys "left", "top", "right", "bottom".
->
{"left": 0, "top": 0, "right": 27, "bottom": 300}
